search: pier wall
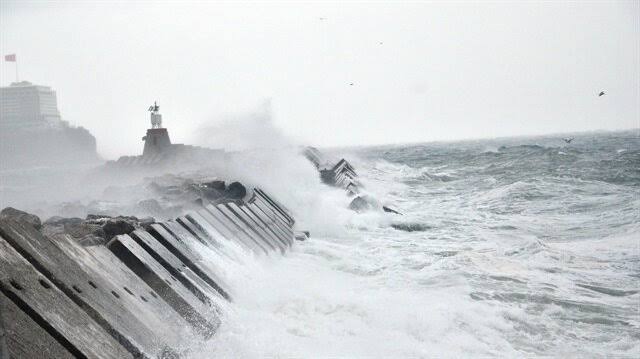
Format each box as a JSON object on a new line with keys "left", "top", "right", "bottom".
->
{"left": 0, "top": 187, "right": 295, "bottom": 359}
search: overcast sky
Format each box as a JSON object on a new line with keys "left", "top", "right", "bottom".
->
{"left": 1, "top": 1, "right": 638, "bottom": 159}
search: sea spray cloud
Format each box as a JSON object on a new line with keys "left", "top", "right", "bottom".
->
{"left": 192, "top": 101, "right": 353, "bottom": 236}
{"left": 192, "top": 100, "right": 293, "bottom": 152}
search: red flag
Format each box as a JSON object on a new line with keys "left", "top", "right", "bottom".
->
{"left": 4, "top": 54, "right": 16, "bottom": 62}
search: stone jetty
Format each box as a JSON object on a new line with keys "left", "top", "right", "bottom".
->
{"left": 304, "top": 147, "right": 401, "bottom": 215}
{"left": 0, "top": 186, "right": 296, "bottom": 358}
{"left": 304, "top": 147, "right": 360, "bottom": 195}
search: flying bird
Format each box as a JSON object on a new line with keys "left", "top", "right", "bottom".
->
{"left": 598, "top": 91, "right": 605, "bottom": 97}
{"left": 319, "top": 17, "right": 326, "bottom": 21}
{"left": 349, "top": 83, "right": 354, "bottom": 86}
{"left": 562, "top": 138, "right": 574, "bottom": 144}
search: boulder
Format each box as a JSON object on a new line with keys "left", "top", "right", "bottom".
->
{"left": 192, "top": 198, "right": 205, "bottom": 207}
{"left": 382, "top": 206, "right": 403, "bottom": 215}
{"left": 203, "top": 180, "right": 225, "bottom": 191}
{"left": 66, "top": 222, "right": 105, "bottom": 239}
{"left": 102, "top": 217, "right": 136, "bottom": 239}
{"left": 138, "top": 216, "right": 155, "bottom": 228}
{"left": 294, "top": 231, "right": 309, "bottom": 241}
{"left": 86, "top": 214, "right": 112, "bottom": 221}
{"left": 45, "top": 216, "right": 83, "bottom": 226}
{"left": 348, "top": 195, "right": 378, "bottom": 213}
{"left": 225, "top": 182, "right": 247, "bottom": 200}
{"left": 0, "top": 207, "right": 42, "bottom": 229}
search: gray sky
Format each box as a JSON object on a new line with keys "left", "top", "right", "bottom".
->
{"left": 1, "top": 1, "right": 638, "bottom": 159}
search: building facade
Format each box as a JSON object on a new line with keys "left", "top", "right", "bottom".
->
{"left": 0, "top": 81, "right": 62, "bottom": 130}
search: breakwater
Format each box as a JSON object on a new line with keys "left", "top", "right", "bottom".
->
{"left": 304, "top": 147, "right": 401, "bottom": 214}
{"left": 0, "top": 187, "right": 296, "bottom": 359}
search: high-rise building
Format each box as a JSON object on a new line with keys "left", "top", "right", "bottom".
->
{"left": 0, "top": 81, "right": 62, "bottom": 130}
{"left": 0, "top": 81, "right": 100, "bottom": 170}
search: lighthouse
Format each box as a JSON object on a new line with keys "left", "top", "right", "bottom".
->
{"left": 142, "top": 101, "right": 172, "bottom": 157}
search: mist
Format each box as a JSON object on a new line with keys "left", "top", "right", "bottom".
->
{"left": 1, "top": 1, "right": 637, "bottom": 160}
{"left": 1, "top": 2, "right": 639, "bottom": 358}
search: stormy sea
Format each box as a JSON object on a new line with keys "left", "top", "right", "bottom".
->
{"left": 204, "top": 130, "right": 639, "bottom": 358}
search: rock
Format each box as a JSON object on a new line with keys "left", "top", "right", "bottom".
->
{"left": 0, "top": 207, "right": 42, "bottom": 229}
{"left": 348, "top": 195, "right": 378, "bottom": 213}
{"left": 193, "top": 198, "right": 205, "bottom": 207}
{"left": 194, "top": 182, "right": 225, "bottom": 201}
{"left": 391, "top": 222, "right": 431, "bottom": 232}
{"left": 66, "top": 222, "right": 105, "bottom": 239}
{"left": 138, "top": 217, "right": 156, "bottom": 231}
{"left": 45, "top": 216, "right": 83, "bottom": 225}
{"left": 203, "top": 180, "right": 225, "bottom": 191}
{"left": 86, "top": 214, "right": 112, "bottom": 221}
{"left": 159, "top": 346, "right": 180, "bottom": 359}
{"left": 40, "top": 223, "right": 65, "bottom": 238}
{"left": 42, "top": 213, "right": 154, "bottom": 245}
{"left": 203, "top": 189, "right": 224, "bottom": 201}
{"left": 382, "top": 206, "right": 403, "bottom": 215}
{"left": 42, "top": 215, "right": 107, "bottom": 243}
{"left": 225, "top": 182, "right": 247, "bottom": 200}
{"left": 102, "top": 217, "right": 136, "bottom": 239}
{"left": 44, "top": 216, "right": 64, "bottom": 224}
{"left": 294, "top": 231, "right": 309, "bottom": 241}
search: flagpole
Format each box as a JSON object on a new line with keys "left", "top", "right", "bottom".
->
{"left": 15, "top": 59, "right": 19, "bottom": 82}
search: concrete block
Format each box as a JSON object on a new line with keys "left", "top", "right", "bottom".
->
{"left": 248, "top": 201, "right": 294, "bottom": 238}
{"left": 226, "top": 203, "right": 286, "bottom": 253}
{"left": 249, "top": 194, "right": 293, "bottom": 231}
{"left": 0, "top": 218, "right": 159, "bottom": 358}
{"left": 244, "top": 204, "right": 293, "bottom": 246}
{"left": 215, "top": 204, "right": 277, "bottom": 253}
{"left": 199, "top": 207, "right": 265, "bottom": 255}
{"left": 237, "top": 204, "right": 292, "bottom": 248}
{"left": 107, "top": 234, "right": 219, "bottom": 338}
{"left": 254, "top": 188, "right": 294, "bottom": 225}
{"left": 183, "top": 212, "right": 229, "bottom": 249}
{"left": 53, "top": 234, "right": 195, "bottom": 352}
{"left": 1, "top": 290, "right": 74, "bottom": 359}
{"left": 148, "top": 223, "right": 231, "bottom": 300}
{"left": 212, "top": 205, "right": 272, "bottom": 254}
{"left": 162, "top": 220, "right": 208, "bottom": 247}
{"left": 0, "top": 235, "right": 132, "bottom": 359}
{"left": 128, "top": 230, "right": 223, "bottom": 306}
{"left": 162, "top": 220, "right": 227, "bottom": 259}
{"left": 175, "top": 216, "right": 209, "bottom": 245}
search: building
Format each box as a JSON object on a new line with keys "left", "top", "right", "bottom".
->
{"left": 0, "top": 81, "right": 100, "bottom": 170}
{"left": 0, "top": 81, "right": 62, "bottom": 130}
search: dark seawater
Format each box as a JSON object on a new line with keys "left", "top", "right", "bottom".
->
{"left": 207, "top": 130, "right": 639, "bottom": 358}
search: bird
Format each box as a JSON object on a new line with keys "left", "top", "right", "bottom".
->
{"left": 349, "top": 83, "right": 354, "bottom": 86}
{"left": 319, "top": 17, "right": 326, "bottom": 21}
{"left": 562, "top": 138, "right": 574, "bottom": 144}
{"left": 598, "top": 91, "right": 605, "bottom": 97}
{"left": 379, "top": 41, "right": 383, "bottom": 45}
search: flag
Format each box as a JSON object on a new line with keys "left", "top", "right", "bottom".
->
{"left": 5, "top": 54, "right": 16, "bottom": 62}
